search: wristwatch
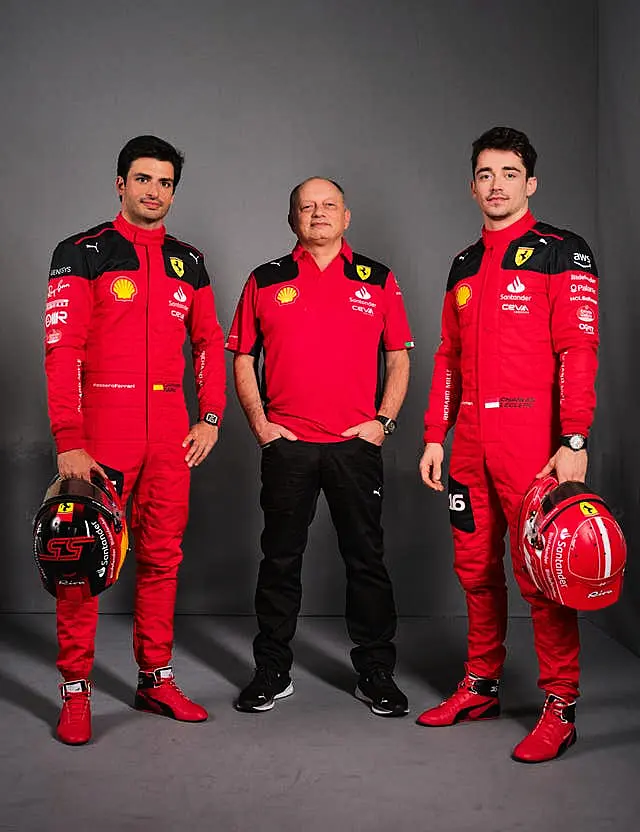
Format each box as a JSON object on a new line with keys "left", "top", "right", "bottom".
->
{"left": 203, "top": 412, "right": 220, "bottom": 427}
{"left": 560, "top": 433, "right": 587, "bottom": 452}
{"left": 375, "top": 415, "right": 397, "bottom": 436}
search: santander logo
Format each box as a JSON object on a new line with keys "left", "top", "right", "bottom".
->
{"left": 506, "top": 276, "right": 526, "bottom": 294}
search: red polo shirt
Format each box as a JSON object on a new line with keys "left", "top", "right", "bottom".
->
{"left": 226, "top": 240, "right": 414, "bottom": 442}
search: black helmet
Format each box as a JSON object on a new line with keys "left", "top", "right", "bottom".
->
{"left": 33, "top": 472, "right": 129, "bottom": 600}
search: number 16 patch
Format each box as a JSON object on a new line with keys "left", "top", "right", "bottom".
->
{"left": 448, "top": 476, "right": 475, "bottom": 533}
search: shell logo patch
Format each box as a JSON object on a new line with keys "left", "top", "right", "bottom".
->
{"left": 356, "top": 265, "right": 371, "bottom": 281}
{"left": 579, "top": 501, "right": 599, "bottom": 517}
{"left": 455, "top": 283, "right": 472, "bottom": 309}
{"left": 111, "top": 277, "right": 137, "bottom": 301}
{"left": 515, "top": 246, "right": 534, "bottom": 267}
{"left": 170, "top": 257, "right": 184, "bottom": 278}
{"left": 276, "top": 286, "right": 299, "bottom": 305}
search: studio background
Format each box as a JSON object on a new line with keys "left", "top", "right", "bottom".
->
{"left": 1, "top": 0, "right": 636, "bottom": 652}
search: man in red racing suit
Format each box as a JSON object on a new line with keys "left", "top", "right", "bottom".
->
{"left": 44, "top": 135, "right": 226, "bottom": 744}
{"left": 417, "top": 127, "right": 598, "bottom": 763}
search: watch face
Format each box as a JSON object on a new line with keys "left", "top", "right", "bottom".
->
{"left": 569, "top": 434, "right": 585, "bottom": 450}
{"left": 204, "top": 413, "right": 219, "bottom": 427}
{"left": 385, "top": 420, "right": 396, "bottom": 435}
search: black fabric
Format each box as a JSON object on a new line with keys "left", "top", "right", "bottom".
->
{"left": 253, "top": 438, "right": 397, "bottom": 674}
{"left": 448, "top": 476, "right": 476, "bottom": 533}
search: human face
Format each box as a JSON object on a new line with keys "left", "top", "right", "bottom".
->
{"left": 471, "top": 149, "right": 537, "bottom": 229}
{"left": 116, "top": 157, "right": 175, "bottom": 229}
{"left": 290, "top": 179, "right": 350, "bottom": 248}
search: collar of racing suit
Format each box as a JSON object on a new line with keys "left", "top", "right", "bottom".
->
{"left": 481, "top": 210, "right": 536, "bottom": 249}
{"left": 113, "top": 212, "right": 166, "bottom": 246}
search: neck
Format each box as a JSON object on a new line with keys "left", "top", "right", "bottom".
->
{"left": 483, "top": 203, "right": 529, "bottom": 232}
{"left": 121, "top": 208, "right": 164, "bottom": 231}
{"left": 303, "top": 238, "right": 343, "bottom": 271}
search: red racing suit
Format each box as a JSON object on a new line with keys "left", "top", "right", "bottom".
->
{"left": 424, "top": 211, "right": 599, "bottom": 699}
{"left": 45, "top": 213, "right": 226, "bottom": 679}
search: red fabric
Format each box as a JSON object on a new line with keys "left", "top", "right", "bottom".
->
{"left": 46, "top": 213, "right": 225, "bottom": 679}
{"left": 226, "top": 240, "right": 413, "bottom": 442}
{"left": 424, "top": 212, "right": 599, "bottom": 700}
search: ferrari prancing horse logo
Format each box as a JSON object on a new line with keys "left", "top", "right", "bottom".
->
{"left": 356, "top": 265, "right": 371, "bottom": 281}
{"left": 514, "top": 247, "right": 534, "bottom": 267}
{"left": 170, "top": 257, "right": 184, "bottom": 278}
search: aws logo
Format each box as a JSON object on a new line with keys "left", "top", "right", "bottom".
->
{"left": 455, "top": 283, "right": 472, "bottom": 309}
{"left": 111, "top": 277, "right": 137, "bottom": 302}
{"left": 275, "top": 286, "right": 299, "bottom": 305}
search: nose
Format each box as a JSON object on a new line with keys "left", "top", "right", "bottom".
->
{"left": 145, "top": 181, "right": 159, "bottom": 197}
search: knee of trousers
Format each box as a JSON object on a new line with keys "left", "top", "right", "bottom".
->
{"left": 135, "top": 547, "right": 183, "bottom": 575}
{"left": 454, "top": 561, "right": 506, "bottom": 592}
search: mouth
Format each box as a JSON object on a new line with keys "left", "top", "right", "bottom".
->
{"left": 142, "top": 200, "right": 161, "bottom": 209}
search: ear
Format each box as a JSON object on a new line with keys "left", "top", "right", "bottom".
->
{"left": 115, "top": 175, "right": 125, "bottom": 197}
{"left": 526, "top": 176, "right": 538, "bottom": 198}
{"left": 343, "top": 207, "right": 351, "bottom": 232}
{"left": 470, "top": 179, "right": 478, "bottom": 202}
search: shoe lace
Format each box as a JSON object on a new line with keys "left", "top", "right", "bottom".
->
{"left": 529, "top": 698, "right": 569, "bottom": 741}
{"left": 368, "top": 668, "right": 398, "bottom": 692}
{"left": 62, "top": 691, "right": 89, "bottom": 719}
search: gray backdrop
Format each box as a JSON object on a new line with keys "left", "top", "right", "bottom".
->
{"left": 6, "top": 1, "right": 630, "bottom": 635}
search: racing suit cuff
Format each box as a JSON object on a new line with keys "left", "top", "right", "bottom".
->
{"left": 560, "top": 423, "right": 590, "bottom": 439}
{"left": 55, "top": 429, "right": 85, "bottom": 455}
{"left": 424, "top": 426, "right": 446, "bottom": 445}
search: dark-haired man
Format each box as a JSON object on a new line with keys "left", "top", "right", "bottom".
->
{"left": 417, "top": 127, "right": 599, "bottom": 763}
{"left": 227, "top": 177, "right": 414, "bottom": 717}
{"left": 45, "top": 135, "right": 226, "bottom": 744}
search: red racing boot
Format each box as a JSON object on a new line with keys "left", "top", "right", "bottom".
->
{"left": 134, "top": 666, "right": 208, "bottom": 722}
{"left": 511, "top": 694, "right": 576, "bottom": 763}
{"left": 57, "top": 679, "right": 92, "bottom": 745}
{"left": 416, "top": 673, "right": 500, "bottom": 727}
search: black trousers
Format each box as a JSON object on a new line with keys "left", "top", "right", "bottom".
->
{"left": 253, "top": 438, "right": 397, "bottom": 674}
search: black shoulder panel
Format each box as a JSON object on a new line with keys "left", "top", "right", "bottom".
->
{"left": 446, "top": 240, "right": 484, "bottom": 291}
{"left": 501, "top": 222, "right": 598, "bottom": 277}
{"left": 344, "top": 252, "right": 390, "bottom": 286}
{"left": 50, "top": 222, "right": 139, "bottom": 281}
{"left": 163, "top": 236, "right": 207, "bottom": 289}
{"left": 253, "top": 255, "right": 299, "bottom": 288}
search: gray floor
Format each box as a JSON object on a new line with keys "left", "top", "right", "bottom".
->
{"left": 1, "top": 614, "right": 639, "bottom": 832}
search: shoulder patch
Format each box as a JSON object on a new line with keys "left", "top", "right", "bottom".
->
{"left": 50, "top": 222, "right": 138, "bottom": 281}
{"left": 344, "top": 253, "right": 390, "bottom": 286}
{"left": 446, "top": 240, "right": 484, "bottom": 290}
{"left": 162, "top": 237, "right": 206, "bottom": 288}
{"left": 253, "top": 255, "right": 299, "bottom": 288}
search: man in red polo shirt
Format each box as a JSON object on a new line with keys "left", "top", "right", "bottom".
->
{"left": 417, "top": 127, "right": 599, "bottom": 763}
{"left": 227, "top": 177, "right": 414, "bottom": 716}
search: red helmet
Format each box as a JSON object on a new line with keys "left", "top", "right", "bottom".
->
{"left": 33, "top": 472, "right": 129, "bottom": 601}
{"left": 519, "top": 475, "right": 626, "bottom": 610}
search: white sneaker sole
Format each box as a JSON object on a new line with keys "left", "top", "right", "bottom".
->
{"left": 240, "top": 681, "right": 295, "bottom": 712}
{"left": 355, "top": 685, "right": 410, "bottom": 717}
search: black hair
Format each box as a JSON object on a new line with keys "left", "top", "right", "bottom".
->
{"left": 116, "top": 135, "right": 185, "bottom": 188}
{"left": 471, "top": 127, "right": 537, "bottom": 179}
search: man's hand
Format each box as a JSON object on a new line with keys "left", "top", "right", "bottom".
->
{"left": 536, "top": 446, "right": 588, "bottom": 483}
{"left": 255, "top": 420, "right": 298, "bottom": 447}
{"left": 182, "top": 422, "right": 220, "bottom": 468}
{"left": 58, "top": 449, "right": 106, "bottom": 482}
{"left": 341, "top": 420, "right": 385, "bottom": 446}
{"left": 419, "top": 443, "right": 445, "bottom": 491}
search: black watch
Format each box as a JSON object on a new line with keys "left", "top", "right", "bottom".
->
{"left": 560, "top": 433, "right": 587, "bottom": 452}
{"left": 375, "top": 415, "right": 397, "bottom": 436}
{"left": 203, "top": 412, "right": 220, "bottom": 427}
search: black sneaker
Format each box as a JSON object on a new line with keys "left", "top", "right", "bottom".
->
{"left": 355, "top": 668, "right": 409, "bottom": 717}
{"left": 235, "top": 666, "right": 294, "bottom": 713}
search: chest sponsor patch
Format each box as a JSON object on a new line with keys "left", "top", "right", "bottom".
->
{"left": 455, "top": 283, "right": 472, "bottom": 308}
{"left": 111, "top": 277, "right": 137, "bottom": 301}
{"left": 514, "top": 247, "right": 534, "bottom": 266}
{"left": 275, "top": 286, "right": 299, "bottom": 305}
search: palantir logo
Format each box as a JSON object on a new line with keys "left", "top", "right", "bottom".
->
{"left": 506, "top": 276, "right": 526, "bottom": 294}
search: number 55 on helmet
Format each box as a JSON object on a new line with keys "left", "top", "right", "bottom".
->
{"left": 519, "top": 475, "right": 626, "bottom": 611}
{"left": 33, "top": 472, "right": 129, "bottom": 601}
